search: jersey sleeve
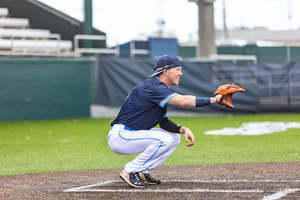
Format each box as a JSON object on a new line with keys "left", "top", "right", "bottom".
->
{"left": 145, "top": 83, "right": 178, "bottom": 108}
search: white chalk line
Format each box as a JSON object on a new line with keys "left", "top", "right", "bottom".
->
{"left": 164, "top": 179, "right": 300, "bottom": 183}
{"left": 64, "top": 179, "right": 300, "bottom": 194}
{"left": 262, "top": 188, "right": 300, "bottom": 200}
{"left": 64, "top": 180, "right": 115, "bottom": 192}
{"left": 70, "top": 188, "right": 263, "bottom": 193}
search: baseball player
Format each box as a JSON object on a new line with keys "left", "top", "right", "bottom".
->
{"left": 107, "top": 55, "right": 223, "bottom": 188}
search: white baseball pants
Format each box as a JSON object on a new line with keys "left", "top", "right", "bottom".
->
{"left": 107, "top": 124, "right": 181, "bottom": 174}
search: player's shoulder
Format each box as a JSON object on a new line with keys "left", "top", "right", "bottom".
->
{"left": 140, "top": 78, "right": 170, "bottom": 96}
{"left": 136, "top": 77, "right": 156, "bottom": 89}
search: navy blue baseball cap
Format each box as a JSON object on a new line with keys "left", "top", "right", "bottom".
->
{"left": 150, "top": 55, "right": 182, "bottom": 77}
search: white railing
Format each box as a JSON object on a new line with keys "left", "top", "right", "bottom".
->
{"left": 129, "top": 40, "right": 149, "bottom": 57}
{"left": 74, "top": 34, "right": 119, "bottom": 56}
{"left": 209, "top": 54, "right": 257, "bottom": 63}
{"left": 185, "top": 54, "right": 257, "bottom": 63}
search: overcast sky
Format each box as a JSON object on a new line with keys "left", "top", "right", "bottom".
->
{"left": 39, "top": 0, "right": 300, "bottom": 47}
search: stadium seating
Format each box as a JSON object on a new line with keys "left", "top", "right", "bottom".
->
{"left": 0, "top": 39, "right": 72, "bottom": 49}
{"left": 0, "top": 7, "right": 73, "bottom": 56}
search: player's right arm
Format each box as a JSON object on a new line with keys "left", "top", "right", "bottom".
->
{"left": 168, "top": 94, "right": 222, "bottom": 108}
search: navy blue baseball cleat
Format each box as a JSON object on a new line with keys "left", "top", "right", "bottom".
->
{"left": 140, "top": 173, "right": 161, "bottom": 185}
{"left": 120, "top": 170, "right": 147, "bottom": 188}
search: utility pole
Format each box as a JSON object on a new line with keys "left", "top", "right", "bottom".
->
{"left": 223, "top": 0, "right": 228, "bottom": 40}
{"left": 287, "top": 0, "right": 292, "bottom": 30}
{"left": 189, "top": 0, "right": 216, "bottom": 57}
{"left": 157, "top": 0, "right": 165, "bottom": 37}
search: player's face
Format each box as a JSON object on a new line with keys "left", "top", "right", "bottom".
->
{"left": 167, "top": 66, "right": 182, "bottom": 86}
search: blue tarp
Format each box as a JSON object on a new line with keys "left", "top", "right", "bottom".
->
{"left": 94, "top": 56, "right": 300, "bottom": 113}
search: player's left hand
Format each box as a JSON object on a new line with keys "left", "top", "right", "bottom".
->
{"left": 180, "top": 127, "right": 194, "bottom": 147}
{"left": 214, "top": 83, "right": 246, "bottom": 108}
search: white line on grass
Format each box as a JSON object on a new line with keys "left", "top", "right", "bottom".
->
{"left": 262, "top": 189, "right": 300, "bottom": 200}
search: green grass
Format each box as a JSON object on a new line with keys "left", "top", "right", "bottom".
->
{"left": 1, "top": 114, "right": 300, "bottom": 176}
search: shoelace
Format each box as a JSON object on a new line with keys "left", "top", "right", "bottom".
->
{"left": 144, "top": 174, "right": 153, "bottom": 180}
{"left": 134, "top": 173, "right": 141, "bottom": 181}
{"left": 144, "top": 174, "right": 150, "bottom": 180}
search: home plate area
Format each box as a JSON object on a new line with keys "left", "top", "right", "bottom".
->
{"left": 2, "top": 163, "right": 300, "bottom": 200}
{"left": 64, "top": 179, "right": 300, "bottom": 200}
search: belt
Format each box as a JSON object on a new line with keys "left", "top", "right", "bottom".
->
{"left": 124, "top": 125, "right": 134, "bottom": 131}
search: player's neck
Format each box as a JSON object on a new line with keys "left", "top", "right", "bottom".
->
{"left": 158, "top": 75, "right": 171, "bottom": 88}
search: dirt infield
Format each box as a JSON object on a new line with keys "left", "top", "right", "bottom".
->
{"left": 1, "top": 162, "right": 300, "bottom": 200}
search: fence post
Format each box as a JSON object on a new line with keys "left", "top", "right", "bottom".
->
{"left": 286, "top": 46, "right": 291, "bottom": 62}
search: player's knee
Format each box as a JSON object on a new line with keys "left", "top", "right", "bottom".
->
{"left": 160, "top": 134, "right": 180, "bottom": 148}
{"left": 108, "top": 141, "right": 123, "bottom": 154}
{"left": 159, "top": 135, "right": 173, "bottom": 147}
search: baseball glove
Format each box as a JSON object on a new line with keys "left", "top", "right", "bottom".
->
{"left": 214, "top": 83, "right": 246, "bottom": 108}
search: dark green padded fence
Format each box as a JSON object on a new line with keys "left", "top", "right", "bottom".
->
{"left": 0, "top": 58, "right": 94, "bottom": 121}
{"left": 217, "top": 46, "right": 244, "bottom": 55}
{"left": 178, "top": 46, "right": 196, "bottom": 58}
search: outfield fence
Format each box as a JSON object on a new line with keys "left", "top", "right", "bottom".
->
{"left": 0, "top": 57, "right": 94, "bottom": 121}
{"left": 1, "top": 56, "right": 299, "bottom": 121}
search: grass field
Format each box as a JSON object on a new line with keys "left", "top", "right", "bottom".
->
{"left": 1, "top": 114, "right": 300, "bottom": 176}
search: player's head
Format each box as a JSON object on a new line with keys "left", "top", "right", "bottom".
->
{"left": 150, "top": 55, "right": 182, "bottom": 78}
{"left": 151, "top": 55, "right": 183, "bottom": 86}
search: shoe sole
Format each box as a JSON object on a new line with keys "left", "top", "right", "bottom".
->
{"left": 119, "top": 173, "right": 147, "bottom": 188}
{"left": 144, "top": 181, "right": 161, "bottom": 185}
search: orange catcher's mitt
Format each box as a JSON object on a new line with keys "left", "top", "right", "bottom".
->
{"left": 214, "top": 84, "right": 246, "bottom": 108}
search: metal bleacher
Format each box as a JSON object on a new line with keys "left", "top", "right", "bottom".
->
{"left": 0, "top": 7, "right": 73, "bottom": 57}
{"left": 0, "top": 8, "right": 9, "bottom": 17}
{"left": 0, "top": 18, "right": 29, "bottom": 28}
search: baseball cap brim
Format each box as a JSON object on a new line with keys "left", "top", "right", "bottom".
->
{"left": 149, "top": 69, "right": 164, "bottom": 77}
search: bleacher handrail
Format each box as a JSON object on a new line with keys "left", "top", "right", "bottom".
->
{"left": 74, "top": 34, "right": 106, "bottom": 40}
{"left": 185, "top": 54, "right": 257, "bottom": 63}
{"left": 129, "top": 40, "right": 149, "bottom": 57}
{"left": 48, "top": 33, "right": 60, "bottom": 40}
{"left": 74, "top": 34, "right": 119, "bottom": 56}
{"left": 210, "top": 54, "right": 257, "bottom": 63}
